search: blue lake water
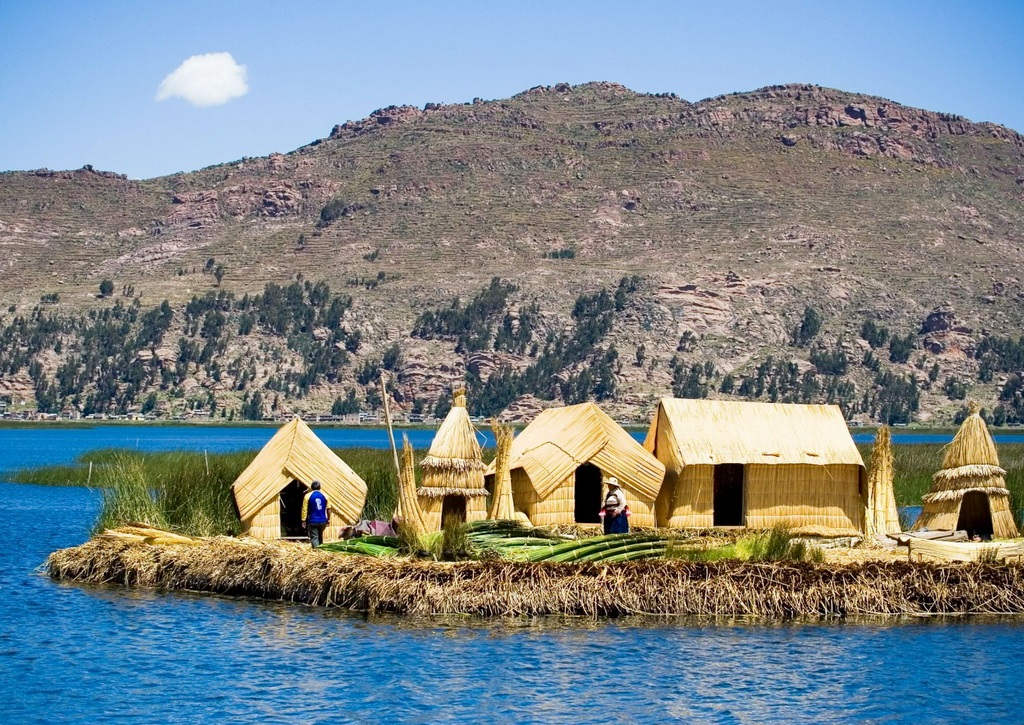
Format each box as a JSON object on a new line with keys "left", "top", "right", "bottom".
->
{"left": 1, "top": 427, "right": 1023, "bottom": 722}
{"left": 0, "top": 423, "right": 1022, "bottom": 473}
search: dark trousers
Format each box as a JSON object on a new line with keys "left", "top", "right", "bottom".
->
{"left": 308, "top": 524, "right": 326, "bottom": 548}
{"left": 603, "top": 513, "right": 629, "bottom": 534}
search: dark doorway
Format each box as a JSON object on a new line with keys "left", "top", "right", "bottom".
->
{"left": 441, "top": 495, "right": 467, "bottom": 528}
{"left": 957, "top": 491, "right": 994, "bottom": 539}
{"left": 713, "top": 464, "right": 744, "bottom": 527}
{"left": 574, "top": 462, "right": 603, "bottom": 523}
{"left": 280, "top": 479, "right": 308, "bottom": 537}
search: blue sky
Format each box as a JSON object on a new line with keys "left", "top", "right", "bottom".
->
{"left": 2, "top": 0, "right": 1022, "bottom": 179}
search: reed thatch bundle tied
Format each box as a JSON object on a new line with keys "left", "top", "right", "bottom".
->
{"left": 865, "top": 425, "right": 901, "bottom": 537}
{"left": 419, "top": 388, "right": 487, "bottom": 497}
{"left": 488, "top": 422, "right": 516, "bottom": 520}
{"left": 913, "top": 401, "right": 1019, "bottom": 538}
{"left": 395, "top": 435, "right": 428, "bottom": 536}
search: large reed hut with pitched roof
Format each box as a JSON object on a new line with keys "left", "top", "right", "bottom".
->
{"left": 644, "top": 398, "right": 865, "bottom": 536}
{"left": 418, "top": 390, "right": 488, "bottom": 530}
{"left": 231, "top": 417, "right": 367, "bottom": 541}
{"left": 485, "top": 403, "right": 665, "bottom": 527}
{"left": 913, "top": 402, "right": 1018, "bottom": 539}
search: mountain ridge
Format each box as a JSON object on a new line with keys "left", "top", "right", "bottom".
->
{"left": 0, "top": 81, "right": 1022, "bottom": 424}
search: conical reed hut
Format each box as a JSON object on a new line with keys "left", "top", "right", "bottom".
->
{"left": 488, "top": 422, "right": 516, "bottom": 520}
{"left": 231, "top": 417, "right": 367, "bottom": 541}
{"left": 418, "top": 389, "right": 488, "bottom": 530}
{"left": 913, "top": 402, "right": 1019, "bottom": 539}
{"left": 865, "top": 426, "right": 901, "bottom": 538}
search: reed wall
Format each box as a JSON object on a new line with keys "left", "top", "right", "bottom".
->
{"left": 243, "top": 497, "right": 346, "bottom": 542}
{"left": 657, "top": 465, "right": 714, "bottom": 528}
{"left": 915, "top": 493, "right": 1018, "bottom": 539}
{"left": 744, "top": 464, "right": 862, "bottom": 536}
{"left": 418, "top": 494, "right": 487, "bottom": 531}
{"left": 513, "top": 469, "right": 656, "bottom": 527}
{"left": 657, "top": 463, "right": 863, "bottom": 535}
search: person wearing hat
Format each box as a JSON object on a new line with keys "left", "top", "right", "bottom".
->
{"left": 598, "top": 477, "right": 630, "bottom": 534}
{"left": 301, "top": 480, "right": 330, "bottom": 548}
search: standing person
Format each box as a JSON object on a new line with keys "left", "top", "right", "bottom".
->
{"left": 599, "top": 477, "right": 630, "bottom": 534}
{"left": 302, "top": 480, "right": 330, "bottom": 548}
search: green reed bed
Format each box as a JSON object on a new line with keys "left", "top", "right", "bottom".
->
{"left": 12, "top": 443, "right": 1024, "bottom": 535}
{"left": 11, "top": 447, "right": 409, "bottom": 537}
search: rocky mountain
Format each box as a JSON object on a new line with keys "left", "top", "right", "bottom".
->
{"left": 1, "top": 82, "right": 1022, "bottom": 424}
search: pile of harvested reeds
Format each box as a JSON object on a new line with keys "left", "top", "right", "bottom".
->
{"left": 46, "top": 537, "right": 1024, "bottom": 618}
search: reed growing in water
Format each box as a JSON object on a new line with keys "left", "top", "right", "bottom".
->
{"left": 13, "top": 447, "right": 412, "bottom": 536}
{"left": 12, "top": 443, "right": 1024, "bottom": 534}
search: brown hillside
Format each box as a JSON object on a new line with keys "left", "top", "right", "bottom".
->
{"left": 1, "top": 82, "right": 1022, "bottom": 423}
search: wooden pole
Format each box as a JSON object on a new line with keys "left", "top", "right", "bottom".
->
{"left": 87, "top": 461, "right": 93, "bottom": 487}
{"left": 204, "top": 449, "right": 210, "bottom": 476}
{"left": 380, "top": 374, "right": 401, "bottom": 481}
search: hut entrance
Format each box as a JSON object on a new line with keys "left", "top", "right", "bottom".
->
{"left": 279, "top": 479, "right": 308, "bottom": 537}
{"left": 441, "top": 495, "right": 467, "bottom": 527}
{"left": 957, "top": 491, "right": 994, "bottom": 540}
{"left": 713, "top": 464, "right": 744, "bottom": 526}
{"left": 574, "top": 463, "right": 603, "bottom": 523}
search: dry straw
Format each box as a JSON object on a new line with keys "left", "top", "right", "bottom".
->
{"left": 865, "top": 426, "right": 901, "bottom": 538}
{"left": 914, "top": 402, "right": 1019, "bottom": 538}
{"left": 419, "top": 389, "right": 487, "bottom": 498}
{"left": 488, "top": 422, "right": 516, "bottom": 520}
{"left": 395, "top": 435, "right": 428, "bottom": 538}
{"left": 646, "top": 398, "right": 865, "bottom": 535}
{"left": 48, "top": 537, "right": 1024, "bottom": 618}
{"left": 485, "top": 402, "right": 665, "bottom": 527}
{"left": 230, "top": 417, "right": 367, "bottom": 540}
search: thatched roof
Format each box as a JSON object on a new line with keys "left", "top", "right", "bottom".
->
{"left": 923, "top": 402, "right": 1009, "bottom": 502}
{"left": 644, "top": 398, "right": 864, "bottom": 470}
{"left": 420, "top": 389, "right": 486, "bottom": 497}
{"left": 485, "top": 402, "right": 665, "bottom": 502}
{"left": 231, "top": 417, "right": 368, "bottom": 523}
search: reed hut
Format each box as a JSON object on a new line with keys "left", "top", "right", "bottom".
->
{"left": 865, "top": 425, "right": 901, "bottom": 537}
{"left": 484, "top": 403, "right": 665, "bottom": 527}
{"left": 913, "top": 402, "right": 1018, "bottom": 539}
{"left": 418, "top": 390, "right": 488, "bottom": 530}
{"left": 644, "top": 398, "right": 865, "bottom": 536}
{"left": 231, "top": 417, "right": 368, "bottom": 541}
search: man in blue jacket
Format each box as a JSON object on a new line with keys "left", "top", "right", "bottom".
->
{"left": 302, "top": 480, "right": 330, "bottom": 548}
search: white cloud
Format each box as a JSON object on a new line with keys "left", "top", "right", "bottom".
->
{"left": 156, "top": 52, "right": 248, "bottom": 107}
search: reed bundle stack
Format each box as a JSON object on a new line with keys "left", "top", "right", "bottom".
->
{"left": 865, "top": 426, "right": 901, "bottom": 538}
{"left": 418, "top": 389, "right": 487, "bottom": 530}
{"left": 484, "top": 402, "right": 665, "bottom": 527}
{"left": 230, "top": 417, "right": 368, "bottom": 541}
{"left": 645, "top": 399, "right": 865, "bottom": 536}
{"left": 914, "top": 402, "right": 1019, "bottom": 539}
{"left": 487, "top": 423, "right": 517, "bottom": 520}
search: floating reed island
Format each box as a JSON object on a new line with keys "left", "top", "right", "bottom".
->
{"left": 46, "top": 532, "right": 1024, "bottom": 618}
{"left": 42, "top": 391, "right": 1024, "bottom": 619}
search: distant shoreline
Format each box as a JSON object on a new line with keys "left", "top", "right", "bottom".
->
{"left": 3, "top": 418, "right": 1022, "bottom": 435}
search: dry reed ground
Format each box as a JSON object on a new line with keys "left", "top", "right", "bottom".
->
{"left": 47, "top": 538, "right": 1024, "bottom": 618}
